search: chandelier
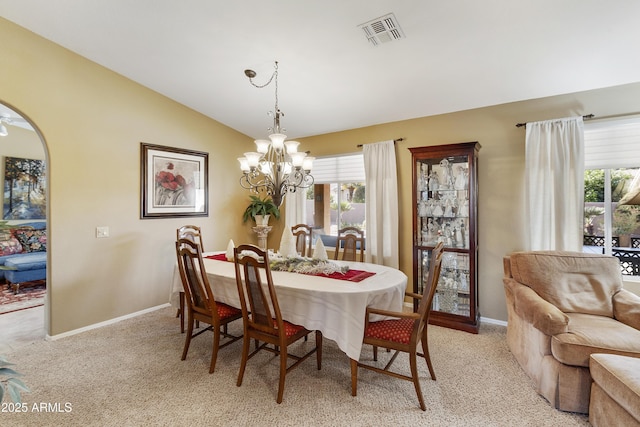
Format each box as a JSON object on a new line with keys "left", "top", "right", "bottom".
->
{"left": 238, "top": 61, "right": 314, "bottom": 207}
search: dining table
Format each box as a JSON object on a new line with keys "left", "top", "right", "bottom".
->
{"left": 170, "top": 252, "right": 408, "bottom": 360}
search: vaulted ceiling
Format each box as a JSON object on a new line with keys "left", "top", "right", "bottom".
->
{"left": 2, "top": 1, "right": 640, "bottom": 139}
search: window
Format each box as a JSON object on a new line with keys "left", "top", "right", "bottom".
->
{"left": 306, "top": 153, "right": 366, "bottom": 236}
{"left": 583, "top": 117, "right": 640, "bottom": 276}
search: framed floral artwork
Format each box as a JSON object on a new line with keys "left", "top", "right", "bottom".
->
{"left": 140, "top": 143, "right": 208, "bottom": 218}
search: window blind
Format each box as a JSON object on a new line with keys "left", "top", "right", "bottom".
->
{"left": 311, "top": 153, "right": 365, "bottom": 183}
{"left": 584, "top": 116, "right": 640, "bottom": 169}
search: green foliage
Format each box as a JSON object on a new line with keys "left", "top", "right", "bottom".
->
{"left": 613, "top": 205, "right": 640, "bottom": 236}
{"left": 584, "top": 169, "right": 633, "bottom": 202}
{"left": 330, "top": 200, "right": 352, "bottom": 214}
{"left": 242, "top": 195, "right": 280, "bottom": 223}
{"left": 0, "top": 355, "right": 29, "bottom": 403}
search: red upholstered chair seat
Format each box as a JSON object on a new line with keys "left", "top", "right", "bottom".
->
{"left": 217, "top": 303, "right": 241, "bottom": 320}
{"left": 365, "top": 318, "right": 414, "bottom": 344}
{"left": 272, "top": 319, "right": 306, "bottom": 337}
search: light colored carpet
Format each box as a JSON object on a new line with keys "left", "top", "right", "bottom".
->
{"left": 3, "top": 307, "right": 588, "bottom": 426}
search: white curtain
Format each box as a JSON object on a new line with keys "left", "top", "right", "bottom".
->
{"left": 619, "top": 170, "right": 640, "bottom": 206}
{"left": 284, "top": 188, "right": 306, "bottom": 228}
{"left": 525, "top": 116, "right": 585, "bottom": 251}
{"left": 364, "top": 140, "right": 399, "bottom": 267}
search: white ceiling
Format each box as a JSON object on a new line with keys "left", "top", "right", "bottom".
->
{"left": 2, "top": 1, "right": 640, "bottom": 139}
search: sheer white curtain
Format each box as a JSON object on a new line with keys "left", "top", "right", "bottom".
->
{"left": 284, "top": 188, "right": 306, "bottom": 228}
{"left": 364, "top": 140, "right": 399, "bottom": 267}
{"left": 525, "top": 116, "right": 585, "bottom": 251}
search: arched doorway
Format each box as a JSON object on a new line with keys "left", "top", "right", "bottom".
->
{"left": 0, "top": 101, "right": 49, "bottom": 352}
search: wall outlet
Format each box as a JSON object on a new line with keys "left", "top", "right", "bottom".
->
{"left": 96, "top": 226, "right": 110, "bottom": 238}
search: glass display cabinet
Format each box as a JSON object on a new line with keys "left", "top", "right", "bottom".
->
{"left": 410, "top": 142, "right": 481, "bottom": 333}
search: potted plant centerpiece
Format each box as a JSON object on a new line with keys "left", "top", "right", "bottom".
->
{"left": 242, "top": 195, "right": 280, "bottom": 226}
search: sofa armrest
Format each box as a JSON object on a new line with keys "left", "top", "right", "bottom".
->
{"left": 613, "top": 289, "right": 640, "bottom": 330}
{"left": 504, "top": 277, "right": 569, "bottom": 335}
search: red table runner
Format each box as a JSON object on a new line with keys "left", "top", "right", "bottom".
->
{"left": 205, "top": 253, "right": 375, "bottom": 282}
{"left": 206, "top": 253, "right": 230, "bottom": 262}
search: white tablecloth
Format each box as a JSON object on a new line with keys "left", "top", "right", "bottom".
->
{"left": 170, "top": 253, "right": 407, "bottom": 360}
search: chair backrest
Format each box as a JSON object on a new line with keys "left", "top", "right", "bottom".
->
{"left": 233, "top": 244, "right": 283, "bottom": 338}
{"left": 334, "top": 227, "right": 365, "bottom": 262}
{"left": 177, "top": 225, "right": 204, "bottom": 251}
{"left": 415, "top": 242, "right": 444, "bottom": 336}
{"left": 291, "top": 224, "right": 313, "bottom": 257}
{"left": 175, "top": 238, "right": 215, "bottom": 317}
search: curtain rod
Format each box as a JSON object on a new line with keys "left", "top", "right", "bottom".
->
{"left": 515, "top": 114, "right": 594, "bottom": 128}
{"left": 356, "top": 137, "right": 405, "bottom": 148}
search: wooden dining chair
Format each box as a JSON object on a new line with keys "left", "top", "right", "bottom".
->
{"left": 233, "top": 244, "right": 323, "bottom": 404}
{"left": 291, "top": 223, "right": 313, "bottom": 257}
{"left": 175, "top": 225, "right": 205, "bottom": 333}
{"left": 175, "top": 238, "right": 242, "bottom": 373}
{"left": 334, "top": 226, "right": 365, "bottom": 262}
{"left": 350, "top": 242, "right": 444, "bottom": 411}
{"left": 176, "top": 225, "right": 205, "bottom": 250}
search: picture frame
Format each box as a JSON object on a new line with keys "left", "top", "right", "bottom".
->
{"left": 3, "top": 156, "right": 47, "bottom": 220}
{"left": 140, "top": 143, "right": 208, "bottom": 218}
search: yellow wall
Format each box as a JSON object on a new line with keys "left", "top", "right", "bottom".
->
{"left": 300, "top": 84, "right": 640, "bottom": 322}
{"left": 2, "top": 17, "right": 640, "bottom": 333}
{"left": 0, "top": 18, "right": 257, "bottom": 335}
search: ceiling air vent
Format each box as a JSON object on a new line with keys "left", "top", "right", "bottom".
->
{"left": 358, "top": 13, "right": 405, "bottom": 46}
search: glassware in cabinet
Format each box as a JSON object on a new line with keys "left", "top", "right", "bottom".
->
{"left": 411, "top": 142, "right": 480, "bottom": 333}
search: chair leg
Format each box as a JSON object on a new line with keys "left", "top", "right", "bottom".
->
{"left": 409, "top": 351, "right": 426, "bottom": 411}
{"left": 315, "top": 331, "right": 323, "bottom": 370}
{"left": 181, "top": 315, "right": 194, "bottom": 361}
{"left": 236, "top": 334, "right": 250, "bottom": 387}
{"left": 421, "top": 332, "right": 436, "bottom": 381}
{"left": 209, "top": 325, "right": 220, "bottom": 374}
{"left": 276, "top": 345, "right": 287, "bottom": 404}
{"left": 350, "top": 358, "right": 358, "bottom": 396}
{"left": 373, "top": 345, "right": 378, "bottom": 361}
{"left": 178, "top": 292, "right": 185, "bottom": 333}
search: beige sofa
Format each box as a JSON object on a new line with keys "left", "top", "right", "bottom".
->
{"left": 503, "top": 251, "right": 640, "bottom": 413}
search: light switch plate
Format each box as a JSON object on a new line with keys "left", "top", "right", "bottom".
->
{"left": 96, "top": 226, "right": 109, "bottom": 238}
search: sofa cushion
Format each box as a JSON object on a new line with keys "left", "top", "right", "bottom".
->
{"left": 590, "top": 353, "right": 640, "bottom": 423}
{"left": 4, "top": 252, "right": 47, "bottom": 271}
{"left": 0, "top": 237, "right": 23, "bottom": 256}
{"left": 509, "top": 251, "right": 622, "bottom": 317}
{"left": 551, "top": 313, "right": 640, "bottom": 367}
{"left": 13, "top": 228, "right": 47, "bottom": 253}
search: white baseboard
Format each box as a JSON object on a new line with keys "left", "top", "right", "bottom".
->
{"left": 46, "top": 303, "right": 170, "bottom": 341}
{"left": 480, "top": 316, "right": 507, "bottom": 327}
